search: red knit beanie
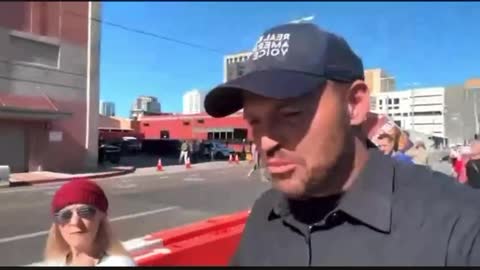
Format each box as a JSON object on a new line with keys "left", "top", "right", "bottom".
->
{"left": 51, "top": 178, "right": 109, "bottom": 215}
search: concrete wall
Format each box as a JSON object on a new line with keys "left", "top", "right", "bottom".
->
{"left": 0, "top": 2, "right": 100, "bottom": 173}
{"left": 99, "top": 115, "right": 133, "bottom": 130}
{"left": 139, "top": 113, "right": 251, "bottom": 140}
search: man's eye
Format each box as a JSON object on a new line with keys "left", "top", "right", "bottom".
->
{"left": 282, "top": 111, "right": 301, "bottom": 117}
{"left": 247, "top": 119, "right": 259, "bottom": 126}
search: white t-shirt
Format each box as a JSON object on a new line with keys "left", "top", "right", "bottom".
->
{"left": 34, "top": 255, "right": 136, "bottom": 267}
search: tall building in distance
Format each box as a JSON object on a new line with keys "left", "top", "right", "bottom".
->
{"left": 131, "top": 96, "right": 161, "bottom": 118}
{"left": 370, "top": 85, "right": 476, "bottom": 145}
{"left": 100, "top": 101, "right": 115, "bottom": 117}
{"left": 183, "top": 89, "right": 205, "bottom": 115}
{"left": 364, "top": 68, "right": 396, "bottom": 95}
{"left": 223, "top": 51, "right": 251, "bottom": 82}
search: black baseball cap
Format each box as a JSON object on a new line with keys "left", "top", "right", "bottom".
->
{"left": 204, "top": 23, "right": 365, "bottom": 118}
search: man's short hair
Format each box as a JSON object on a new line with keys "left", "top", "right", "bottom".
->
{"left": 378, "top": 133, "right": 394, "bottom": 142}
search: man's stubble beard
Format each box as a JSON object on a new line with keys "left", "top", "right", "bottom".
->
{"left": 303, "top": 122, "right": 357, "bottom": 199}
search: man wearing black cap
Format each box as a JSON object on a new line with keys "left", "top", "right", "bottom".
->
{"left": 204, "top": 23, "right": 480, "bottom": 266}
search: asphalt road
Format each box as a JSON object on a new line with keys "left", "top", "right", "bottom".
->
{"left": 0, "top": 164, "right": 270, "bottom": 266}
{"left": 0, "top": 156, "right": 454, "bottom": 266}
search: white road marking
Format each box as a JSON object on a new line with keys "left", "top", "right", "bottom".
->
{"left": 0, "top": 185, "right": 61, "bottom": 195}
{"left": 0, "top": 206, "right": 179, "bottom": 244}
{"left": 122, "top": 237, "right": 163, "bottom": 251}
{"left": 183, "top": 177, "right": 205, "bottom": 182}
{"left": 0, "top": 231, "right": 48, "bottom": 244}
{"left": 109, "top": 206, "right": 179, "bottom": 222}
{"left": 115, "top": 183, "right": 138, "bottom": 189}
{"left": 133, "top": 248, "right": 172, "bottom": 261}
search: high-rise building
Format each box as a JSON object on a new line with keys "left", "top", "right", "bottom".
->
{"left": 370, "top": 85, "right": 475, "bottom": 145}
{"left": 100, "top": 101, "right": 115, "bottom": 117}
{"left": 465, "top": 78, "right": 480, "bottom": 136}
{"left": 131, "top": 96, "right": 161, "bottom": 118}
{"left": 364, "top": 68, "right": 396, "bottom": 95}
{"left": 223, "top": 51, "right": 251, "bottom": 83}
{"left": 0, "top": 2, "right": 101, "bottom": 172}
{"left": 183, "top": 89, "right": 205, "bottom": 115}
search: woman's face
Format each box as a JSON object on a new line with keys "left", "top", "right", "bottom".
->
{"left": 55, "top": 204, "right": 104, "bottom": 251}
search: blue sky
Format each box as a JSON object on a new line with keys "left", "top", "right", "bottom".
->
{"left": 100, "top": 2, "right": 480, "bottom": 117}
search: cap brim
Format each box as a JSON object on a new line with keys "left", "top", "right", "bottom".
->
{"left": 204, "top": 70, "right": 326, "bottom": 118}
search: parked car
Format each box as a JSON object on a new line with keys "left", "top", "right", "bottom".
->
{"left": 122, "top": 136, "right": 142, "bottom": 154}
{"left": 202, "top": 141, "right": 235, "bottom": 160}
{"left": 98, "top": 143, "right": 121, "bottom": 164}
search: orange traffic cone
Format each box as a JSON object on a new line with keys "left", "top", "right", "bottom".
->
{"left": 157, "top": 158, "right": 163, "bottom": 171}
{"left": 228, "top": 154, "right": 233, "bottom": 164}
{"left": 186, "top": 157, "right": 192, "bottom": 169}
{"left": 235, "top": 154, "right": 240, "bottom": 164}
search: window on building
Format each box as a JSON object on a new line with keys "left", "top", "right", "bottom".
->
{"left": 143, "top": 123, "right": 150, "bottom": 127}
{"left": 197, "top": 119, "right": 205, "bottom": 124}
{"left": 379, "top": 100, "right": 383, "bottom": 105}
{"left": 394, "top": 120, "right": 402, "bottom": 127}
{"left": 160, "top": 130, "right": 170, "bottom": 139}
{"left": 394, "top": 106, "right": 399, "bottom": 109}
{"left": 237, "top": 64, "right": 246, "bottom": 77}
{"left": 387, "top": 99, "right": 392, "bottom": 105}
{"left": 183, "top": 121, "right": 190, "bottom": 126}
{"left": 393, "top": 98, "right": 399, "bottom": 105}
{"left": 413, "top": 111, "right": 442, "bottom": 116}
{"left": 403, "top": 113, "right": 408, "bottom": 117}
{"left": 9, "top": 34, "right": 60, "bottom": 67}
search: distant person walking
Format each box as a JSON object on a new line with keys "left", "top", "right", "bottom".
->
{"left": 247, "top": 143, "right": 259, "bottom": 177}
{"left": 179, "top": 140, "right": 189, "bottom": 164}
{"left": 466, "top": 140, "right": 480, "bottom": 188}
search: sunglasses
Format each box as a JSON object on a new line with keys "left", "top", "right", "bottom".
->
{"left": 54, "top": 205, "right": 97, "bottom": 225}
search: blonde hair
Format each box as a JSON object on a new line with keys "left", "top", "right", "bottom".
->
{"left": 44, "top": 217, "right": 132, "bottom": 263}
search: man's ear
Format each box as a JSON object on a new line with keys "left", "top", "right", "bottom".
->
{"left": 346, "top": 80, "right": 370, "bottom": 126}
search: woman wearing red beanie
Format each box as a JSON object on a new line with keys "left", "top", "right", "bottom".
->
{"left": 40, "top": 178, "right": 135, "bottom": 266}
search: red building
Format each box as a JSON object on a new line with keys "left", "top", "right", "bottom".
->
{"left": 138, "top": 112, "right": 252, "bottom": 142}
{"left": 0, "top": 2, "right": 101, "bottom": 172}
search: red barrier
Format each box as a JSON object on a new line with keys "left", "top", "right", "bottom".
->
{"left": 133, "top": 210, "right": 250, "bottom": 266}
{"left": 136, "top": 224, "right": 244, "bottom": 266}
{"left": 146, "top": 210, "right": 249, "bottom": 245}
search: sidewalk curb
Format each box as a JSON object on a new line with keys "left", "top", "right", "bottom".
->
{"left": 7, "top": 166, "right": 136, "bottom": 187}
{"left": 130, "top": 162, "right": 252, "bottom": 177}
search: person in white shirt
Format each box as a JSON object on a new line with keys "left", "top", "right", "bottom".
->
{"left": 39, "top": 178, "right": 136, "bottom": 267}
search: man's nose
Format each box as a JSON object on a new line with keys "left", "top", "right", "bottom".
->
{"left": 260, "top": 136, "right": 280, "bottom": 156}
